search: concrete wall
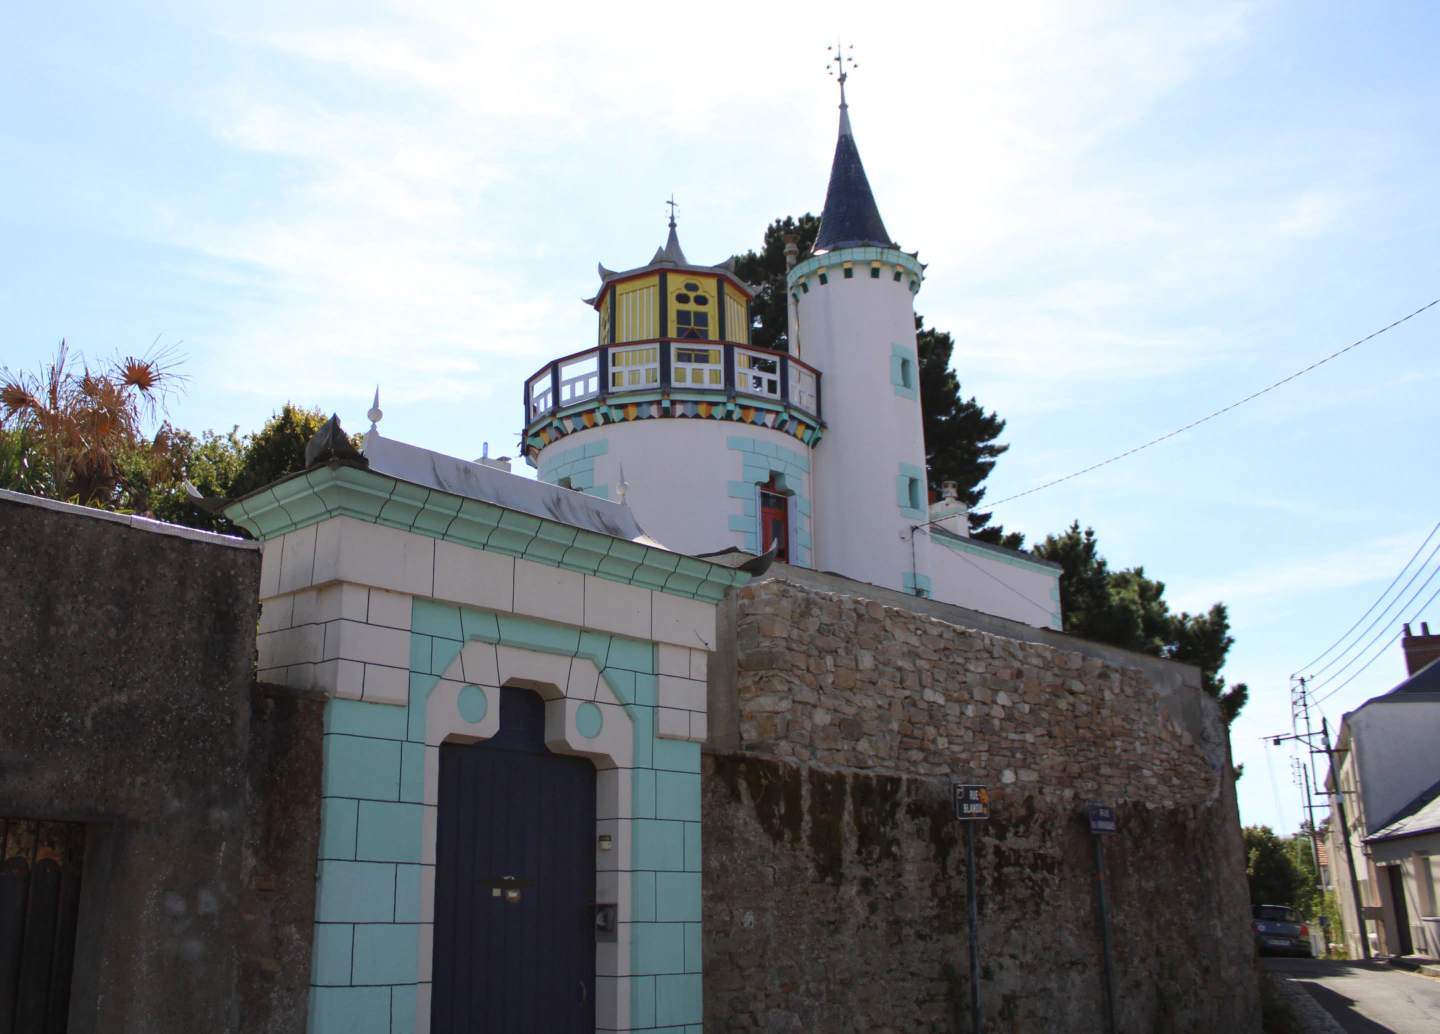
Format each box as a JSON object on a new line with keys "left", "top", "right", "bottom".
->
{"left": 535, "top": 421, "right": 815, "bottom": 566}
{"left": 702, "top": 576, "right": 1257, "bottom": 1033}
{"left": 0, "top": 491, "right": 323, "bottom": 1034}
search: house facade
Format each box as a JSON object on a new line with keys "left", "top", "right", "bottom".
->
{"left": 1326, "top": 632, "right": 1440, "bottom": 959}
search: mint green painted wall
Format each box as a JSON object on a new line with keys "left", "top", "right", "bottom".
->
{"left": 309, "top": 597, "right": 704, "bottom": 1034}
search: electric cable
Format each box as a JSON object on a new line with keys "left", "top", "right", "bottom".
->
{"left": 1308, "top": 557, "right": 1440, "bottom": 693}
{"left": 1311, "top": 577, "right": 1440, "bottom": 708}
{"left": 1290, "top": 517, "right": 1440, "bottom": 676}
{"left": 985, "top": 297, "right": 1440, "bottom": 510}
{"left": 1303, "top": 535, "right": 1440, "bottom": 681}
{"left": 925, "top": 531, "right": 1059, "bottom": 618}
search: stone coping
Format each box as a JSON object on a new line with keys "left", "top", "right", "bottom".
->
{"left": 0, "top": 488, "right": 257, "bottom": 549}
{"left": 222, "top": 463, "right": 749, "bottom": 604}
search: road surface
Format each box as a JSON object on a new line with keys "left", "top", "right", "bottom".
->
{"left": 1264, "top": 957, "right": 1440, "bottom": 1034}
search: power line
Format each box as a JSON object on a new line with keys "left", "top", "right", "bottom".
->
{"left": 1304, "top": 535, "right": 1440, "bottom": 681}
{"left": 1312, "top": 578, "right": 1440, "bottom": 707}
{"left": 1309, "top": 557, "right": 1440, "bottom": 692}
{"left": 986, "top": 297, "right": 1440, "bottom": 510}
{"left": 1291, "top": 517, "right": 1440, "bottom": 676}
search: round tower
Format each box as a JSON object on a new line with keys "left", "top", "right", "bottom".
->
{"left": 522, "top": 215, "right": 826, "bottom": 564}
{"left": 787, "top": 77, "right": 933, "bottom": 596}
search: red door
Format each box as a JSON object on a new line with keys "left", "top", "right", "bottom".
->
{"left": 760, "top": 488, "right": 789, "bottom": 562}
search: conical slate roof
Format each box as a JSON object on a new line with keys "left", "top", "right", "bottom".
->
{"left": 814, "top": 94, "right": 892, "bottom": 252}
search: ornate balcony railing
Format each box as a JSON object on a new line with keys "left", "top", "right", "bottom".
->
{"left": 524, "top": 341, "right": 822, "bottom": 429}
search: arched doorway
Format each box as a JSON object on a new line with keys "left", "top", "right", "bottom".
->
{"left": 430, "top": 688, "right": 597, "bottom": 1033}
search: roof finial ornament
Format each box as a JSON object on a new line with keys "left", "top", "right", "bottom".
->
{"left": 666, "top": 194, "right": 678, "bottom": 229}
{"left": 826, "top": 40, "right": 858, "bottom": 133}
{"left": 367, "top": 387, "right": 383, "bottom": 432}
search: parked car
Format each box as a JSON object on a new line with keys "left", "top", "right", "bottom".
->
{"left": 1252, "top": 905, "right": 1314, "bottom": 957}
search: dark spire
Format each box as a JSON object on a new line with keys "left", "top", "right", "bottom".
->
{"left": 814, "top": 78, "right": 892, "bottom": 253}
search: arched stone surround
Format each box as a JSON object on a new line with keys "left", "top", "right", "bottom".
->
{"left": 308, "top": 598, "right": 706, "bottom": 1034}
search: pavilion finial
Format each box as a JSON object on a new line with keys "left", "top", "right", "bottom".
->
{"left": 826, "top": 41, "right": 858, "bottom": 133}
{"left": 665, "top": 194, "right": 678, "bottom": 230}
{"left": 367, "top": 387, "right": 383, "bottom": 432}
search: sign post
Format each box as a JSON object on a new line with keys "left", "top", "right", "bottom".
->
{"left": 1088, "top": 803, "right": 1118, "bottom": 1034}
{"left": 954, "top": 784, "right": 989, "bottom": 1034}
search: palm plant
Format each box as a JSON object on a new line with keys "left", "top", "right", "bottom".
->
{"left": 0, "top": 341, "right": 181, "bottom": 506}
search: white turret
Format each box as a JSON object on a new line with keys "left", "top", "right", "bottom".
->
{"left": 787, "top": 77, "right": 933, "bottom": 597}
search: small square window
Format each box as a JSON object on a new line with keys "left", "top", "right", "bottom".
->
{"left": 800, "top": 280, "right": 810, "bottom": 293}
{"left": 870, "top": 266, "right": 881, "bottom": 278}
{"left": 818, "top": 272, "right": 828, "bottom": 285}
{"left": 908, "top": 477, "right": 922, "bottom": 511}
{"left": 676, "top": 311, "right": 692, "bottom": 326}
{"left": 843, "top": 266, "right": 854, "bottom": 279}
{"left": 893, "top": 269, "right": 902, "bottom": 282}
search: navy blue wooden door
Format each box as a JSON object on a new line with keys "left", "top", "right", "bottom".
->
{"left": 431, "top": 688, "right": 597, "bottom": 1033}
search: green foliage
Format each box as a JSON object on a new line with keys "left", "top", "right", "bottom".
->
{"left": 153, "top": 404, "right": 338, "bottom": 535}
{"left": 1033, "top": 521, "right": 1248, "bottom": 722}
{"left": 914, "top": 316, "right": 1021, "bottom": 547}
{"left": 0, "top": 426, "right": 46, "bottom": 495}
{"left": 228, "top": 404, "right": 331, "bottom": 499}
{"left": 732, "top": 214, "right": 820, "bottom": 353}
{"left": 1246, "top": 825, "right": 1304, "bottom": 907}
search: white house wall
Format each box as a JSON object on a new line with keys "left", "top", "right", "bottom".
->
{"left": 792, "top": 254, "right": 932, "bottom": 597}
{"left": 1351, "top": 702, "right": 1440, "bottom": 833}
{"left": 927, "top": 535, "right": 1062, "bottom": 630}
{"left": 535, "top": 422, "right": 814, "bottom": 565}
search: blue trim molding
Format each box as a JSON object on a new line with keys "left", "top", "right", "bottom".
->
{"left": 726, "top": 436, "right": 811, "bottom": 567}
{"left": 889, "top": 344, "right": 918, "bottom": 400}
{"left": 896, "top": 462, "right": 926, "bottom": 520}
{"left": 539, "top": 438, "right": 610, "bottom": 498}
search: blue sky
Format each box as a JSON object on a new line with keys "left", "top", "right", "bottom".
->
{"left": 5, "top": 1, "right": 1438, "bottom": 834}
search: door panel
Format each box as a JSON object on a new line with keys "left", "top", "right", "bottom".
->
{"left": 0, "top": 818, "right": 86, "bottom": 1034}
{"left": 432, "top": 689, "right": 596, "bottom": 1034}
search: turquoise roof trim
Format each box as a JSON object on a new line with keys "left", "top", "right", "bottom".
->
{"left": 788, "top": 246, "right": 925, "bottom": 291}
{"left": 223, "top": 463, "right": 748, "bottom": 603}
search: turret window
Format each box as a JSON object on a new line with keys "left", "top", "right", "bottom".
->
{"left": 675, "top": 309, "right": 710, "bottom": 340}
{"left": 673, "top": 280, "right": 712, "bottom": 341}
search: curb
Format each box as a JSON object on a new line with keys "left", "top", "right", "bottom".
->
{"left": 1268, "top": 973, "right": 1347, "bottom": 1034}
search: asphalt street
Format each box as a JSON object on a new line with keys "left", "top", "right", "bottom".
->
{"left": 1264, "top": 958, "right": 1440, "bottom": 1034}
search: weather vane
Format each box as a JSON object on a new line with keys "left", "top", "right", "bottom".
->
{"left": 666, "top": 194, "right": 678, "bottom": 229}
{"left": 826, "top": 40, "right": 857, "bottom": 103}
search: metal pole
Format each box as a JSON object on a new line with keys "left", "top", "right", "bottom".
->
{"left": 1094, "top": 836, "right": 1118, "bottom": 1034}
{"left": 966, "top": 821, "right": 980, "bottom": 1034}
{"left": 1299, "top": 764, "right": 1323, "bottom": 889}
{"left": 1322, "top": 718, "right": 1370, "bottom": 960}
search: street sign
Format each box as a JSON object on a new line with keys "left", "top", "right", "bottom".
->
{"left": 953, "top": 784, "right": 990, "bottom": 820}
{"left": 1088, "top": 803, "right": 1117, "bottom": 835}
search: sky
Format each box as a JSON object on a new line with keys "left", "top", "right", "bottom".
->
{"left": 4, "top": 0, "right": 1439, "bottom": 836}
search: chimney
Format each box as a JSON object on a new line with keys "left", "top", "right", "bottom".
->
{"left": 1401, "top": 620, "right": 1440, "bottom": 675}
{"left": 928, "top": 481, "right": 969, "bottom": 537}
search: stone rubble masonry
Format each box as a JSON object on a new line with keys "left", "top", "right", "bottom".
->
{"left": 729, "top": 580, "right": 1215, "bottom": 805}
{"left": 702, "top": 577, "right": 1259, "bottom": 1034}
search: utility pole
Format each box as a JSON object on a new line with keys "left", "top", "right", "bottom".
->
{"left": 1321, "top": 718, "right": 1370, "bottom": 960}
{"left": 1265, "top": 717, "right": 1371, "bottom": 961}
{"left": 1290, "top": 756, "right": 1323, "bottom": 886}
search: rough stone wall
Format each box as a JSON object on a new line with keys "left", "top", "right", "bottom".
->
{"left": 0, "top": 495, "right": 322, "bottom": 1033}
{"left": 703, "top": 578, "right": 1258, "bottom": 1034}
